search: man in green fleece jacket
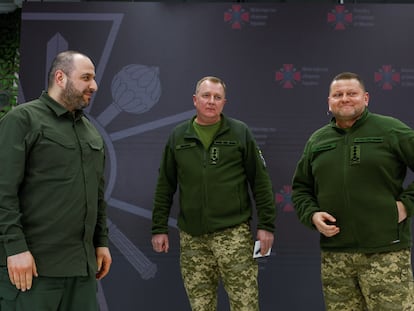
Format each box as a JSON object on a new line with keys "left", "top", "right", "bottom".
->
{"left": 151, "top": 76, "right": 276, "bottom": 311}
{"left": 0, "top": 50, "right": 111, "bottom": 310}
{"left": 292, "top": 72, "right": 414, "bottom": 311}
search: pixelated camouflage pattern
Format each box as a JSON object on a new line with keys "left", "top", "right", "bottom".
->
{"left": 321, "top": 249, "right": 414, "bottom": 311}
{"left": 180, "top": 223, "right": 259, "bottom": 311}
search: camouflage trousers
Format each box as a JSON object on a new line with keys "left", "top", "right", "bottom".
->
{"left": 180, "top": 223, "right": 259, "bottom": 311}
{"left": 321, "top": 249, "right": 414, "bottom": 311}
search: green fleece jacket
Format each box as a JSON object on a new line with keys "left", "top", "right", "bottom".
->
{"left": 152, "top": 114, "right": 276, "bottom": 236}
{"left": 292, "top": 108, "right": 414, "bottom": 253}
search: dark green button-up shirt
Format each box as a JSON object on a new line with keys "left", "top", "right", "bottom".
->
{"left": 0, "top": 92, "right": 109, "bottom": 277}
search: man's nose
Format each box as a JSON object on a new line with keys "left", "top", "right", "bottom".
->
{"left": 206, "top": 96, "right": 216, "bottom": 103}
{"left": 90, "top": 79, "right": 98, "bottom": 91}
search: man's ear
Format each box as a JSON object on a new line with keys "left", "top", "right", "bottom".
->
{"left": 55, "top": 70, "right": 66, "bottom": 85}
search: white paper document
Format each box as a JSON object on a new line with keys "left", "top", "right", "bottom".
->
{"left": 252, "top": 240, "right": 271, "bottom": 258}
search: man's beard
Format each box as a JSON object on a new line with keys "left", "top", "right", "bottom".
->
{"left": 61, "top": 80, "right": 89, "bottom": 111}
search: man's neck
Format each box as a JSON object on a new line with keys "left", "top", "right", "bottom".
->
{"left": 195, "top": 116, "right": 221, "bottom": 126}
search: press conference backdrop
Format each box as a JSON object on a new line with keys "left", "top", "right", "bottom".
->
{"left": 18, "top": 2, "right": 414, "bottom": 310}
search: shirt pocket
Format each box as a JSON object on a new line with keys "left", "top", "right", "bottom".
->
{"left": 32, "top": 130, "right": 78, "bottom": 177}
{"left": 85, "top": 137, "right": 105, "bottom": 173}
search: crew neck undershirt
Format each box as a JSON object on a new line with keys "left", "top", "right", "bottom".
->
{"left": 193, "top": 120, "right": 221, "bottom": 150}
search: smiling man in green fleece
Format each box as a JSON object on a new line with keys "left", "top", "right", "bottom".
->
{"left": 292, "top": 72, "right": 414, "bottom": 311}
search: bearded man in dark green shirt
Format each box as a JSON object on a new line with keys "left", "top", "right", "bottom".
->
{"left": 0, "top": 50, "right": 112, "bottom": 310}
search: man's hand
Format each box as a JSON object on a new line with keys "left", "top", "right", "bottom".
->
{"left": 152, "top": 234, "right": 169, "bottom": 253}
{"left": 96, "top": 247, "right": 112, "bottom": 280}
{"left": 256, "top": 229, "right": 274, "bottom": 256}
{"left": 396, "top": 201, "right": 407, "bottom": 223}
{"left": 312, "top": 212, "right": 340, "bottom": 237}
{"left": 7, "top": 251, "right": 38, "bottom": 291}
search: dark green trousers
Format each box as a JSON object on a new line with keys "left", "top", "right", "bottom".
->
{"left": 0, "top": 267, "right": 98, "bottom": 311}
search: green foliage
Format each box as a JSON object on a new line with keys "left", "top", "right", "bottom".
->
{"left": 0, "top": 8, "right": 21, "bottom": 118}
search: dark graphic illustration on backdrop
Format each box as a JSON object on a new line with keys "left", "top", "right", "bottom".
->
{"left": 18, "top": 2, "right": 414, "bottom": 310}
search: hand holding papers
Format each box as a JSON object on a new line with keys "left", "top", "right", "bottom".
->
{"left": 253, "top": 240, "right": 271, "bottom": 258}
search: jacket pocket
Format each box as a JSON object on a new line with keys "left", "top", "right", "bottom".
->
{"left": 311, "top": 143, "right": 337, "bottom": 153}
{"left": 176, "top": 142, "right": 197, "bottom": 150}
{"left": 353, "top": 137, "right": 383, "bottom": 143}
{"left": 211, "top": 140, "right": 241, "bottom": 166}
